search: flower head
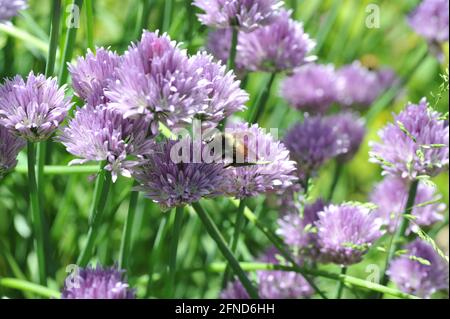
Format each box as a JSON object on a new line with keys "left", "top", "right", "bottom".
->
{"left": 330, "top": 112, "right": 366, "bottom": 162}
{"left": 388, "top": 239, "right": 449, "bottom": 298}
{"left": 316, "top": 203, "right": 383, "bottom": 265}
{"left": 220, "top": 280, "right": 250, "bottom": 299}
{"left": 336, "top": 62, "right": 384, "bottom": 108}
{"left": 133, "top": 139, "right": 228, "bottom": 211}
{"left": 221, "top": 247, "right": 314, "bottom": 299}
{"left": 207, "top": 28, "right": 233, "bottom": 65}
{"left": 280, "top": 63, "right": 338, "bottom": 114}
{"left": 59, "top": 105, "right": 154, "bottom": 182}
{"left": 408, "top": 0, "right": 449, "bottom": 43}
{"left": 370, "top": 177, "right": 445, "bottom": 233}
{"left": 194, "top": 0, "right": 283, "bottom": 32}
{"left": 61, "top": 265, "right": 135, "bottom": 299}
{"left": 0, "top": 124, "right": 25, "bottom": 179}
{"left": 277, "top": 199, "right": 325, "bottom": 259}
{"left": 369, "top": 98, "right": 449, "bottom": 179}
{"left": 0, "top": 0, "right": 27, "bottom": 22}
{"left": 105, "top": 31, "right": 209, "bottom": 134}
{"left": 0, "top": 72, "right": 72, "bottom": 142}
{"left": 189, "top": 52, "right": 248, "bottom": 128}
{"left": 257, "top": 247, "right": 314, "bottom": 299}
{"left": 238, "top": 10, "right": 315, "bottom": 72}
{"left": 223, "top": 122, "right": 297, "bottom": 198}
{"left": 283, "top": 116, "right": 349, "bottom": 181}
{"left": 69, "top": 48, "right": 121, "bottom": 106}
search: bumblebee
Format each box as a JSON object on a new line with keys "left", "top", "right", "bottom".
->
{"left": 207, "top": 131, "right": 271, "bottom": 168}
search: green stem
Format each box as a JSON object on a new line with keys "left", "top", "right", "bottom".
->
{"left": 0, "top": 278, "right": 60, "bottom": 299}
{"left": 230, "top": 199, "right": 328, "bottom": 299}
{"left": 168, "top": 206, "right": 184, "bottom": 297}
{"left": 27, "top": 142, "right": 47, "bottom": 285}
{"left": 36, "top": 0, "right": 62, "bottom": 276}
{"left": 335, "top": 266, "right": 347, "bottom": 299}
{"left": 146, "top": 214, "right": 170, "bottom": 297}
{"left": 45, "top": 0, "right": 62, "bottom": 77}
{"left": 15, "top": 165, "right": 100, "bottom": 175}
{"left": 248, "top": 72, "right": 277, "bottom": 124}
{"left": 76, "top": 161, "right": 111, "bottom": 267}
{"left": 191, "top": 202, "right": 259, "bottom": 299}
{"left": 184, "top": 0, "right": 195, "bottom": 51}
{"left": 327, "top": 161, "right": 343, "bottom": 201}
{"left": 3, "top": 31, "right": 15, "bottom": 77}
{"left": 290, "top": 0, "right": 297, "bottom": 19}
{"left": 136, "top": 0, "right": 152, "bottom": 35}
{"left": 85, "top": 0, "right": 95, "bottom": 50}
{"left": 0, "top": 24, "right": 49, "bottom": 54}
{"left": 58, "top": 0, "right": 84, "bottom": 85}
{"left": 118, "top": 185, "right": 139, "bottom": 270}
{"left": 162, "top": 0, "right": 173, "bottom": 32}
{"left": 222, "top": 199, "right": 246, "bottom": 287}
{"left": 312, "top": 0, "right": 340, "bottom": 55}
{"left": 379, "top": 180, "right": 419, "bottom": 295}
{"left": 227, "top": 27, "right": 239, "bottom": 71}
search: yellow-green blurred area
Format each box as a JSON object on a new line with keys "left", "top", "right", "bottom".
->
{"left": 0, "top": 0, "right": 448, "bottom": 298}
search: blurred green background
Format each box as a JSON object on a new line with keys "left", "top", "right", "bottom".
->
{"left": 0, "top": 0, "right": 448, "bottom": 298}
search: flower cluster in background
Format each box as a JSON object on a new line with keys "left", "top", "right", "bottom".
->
{"left": 0, "top": 0, "right": 27, "bottom": 23}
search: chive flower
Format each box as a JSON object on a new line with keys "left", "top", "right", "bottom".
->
{"left": 0, "top": 72, "right": 72, "bottom": 142}
{"left": 369, "top": 98, "right": 449, "bottom": 180}
{"left": 0, "top": 0, "right": 27, "bottom": 22}
{"left": 61, "top": 265, "right": 135, "bottom": 299}
{"left": 69, "top": 47, "right": 122, "bottom": 106}
{"left": 238, "top": 9, "right": 315, "bottom": 72}
{"left": 194, "top": 0, "right": 283, "bottom": 32}
{"left": 59, "top": 105, "right": 154, "bottom": 182}
{"left": 370, "top": 176, "right": 445, "bottom": 233}
{"left": 316, "top": 203, "right": 383, "bottom": 265}
{"left": 388, "top": 239, "right": 449, "bottom": 298}
{"left": 0, "top": 124, "right": 25, "bottom": 179}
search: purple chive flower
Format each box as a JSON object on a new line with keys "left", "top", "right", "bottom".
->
{"left": 370, "top": 176, "right": 445, "bottom": 233}
{"left": 220, "top": 280, "right": 250, "bottom": 299}
{"left": 283, "top": 116, "right": 349, "bottom": 181}
{"left": 271, "top": 183, "right": 304, "bottom": 216}
{"left": 221, "top": 247, "right": 314, "bottom": 299}
{"left": 369, "top": 98, "right": 449, "bottom": 180}
{"left": 277, "top": 199, "right": 325, "bottom": 259}
{"left": 238, "top": 10, "right": 315, "bottom": 72}
{"left": 316, "top": 203, "right": 383, "bottom": 265}
{"left": 207, "top": 29, "right": 233, "bottom": 65}
{"left": 194, "top": 0, "right": 283, "bottom": 32}
{"left": 280, "top": 63, "right": 338, "bottom": 115}
{"left": 223, "top": 122, "right": 297, "bottom": 198}
{"left": 0, "top": 72, "right": 72, "bottom": 142}
{"left": 133, "top": 139, "right": 228, "bottom": 211}
{"left": 59, "top": 105, "right": 154, "bottom": 182}
{"left": 0, "top": 0, "right": 27, "bottom": 22}
{"left": 388, "top": 239, "right": 449, "bottom": 298}
{"left": 105, "top": 31, "right": 209, "bottom": 134}
{"left": 69, "top": 48, "right": 121, "bottom": 106}
{"left": 330, "top": 112, "right": 366, "bottom": 162}
{"left": 376, "top": 67, "right": 399, "bottom": 90}
{"left": 0, "top": 125, "right": 25, "bottom": 179}
{"left": 61, "top": 265, "right": 135, "bottom": 299}
{"left": 408, "top": 0, "right": 449, "bottom": 43}
{"left": 257, "top": 247, "right": 314, "bottom": 299}
{"left": 189, "top": 52, "right": 248, "bottom": 128}
{"left": 336, "top": 62, "right": 382, "bottom": 108}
